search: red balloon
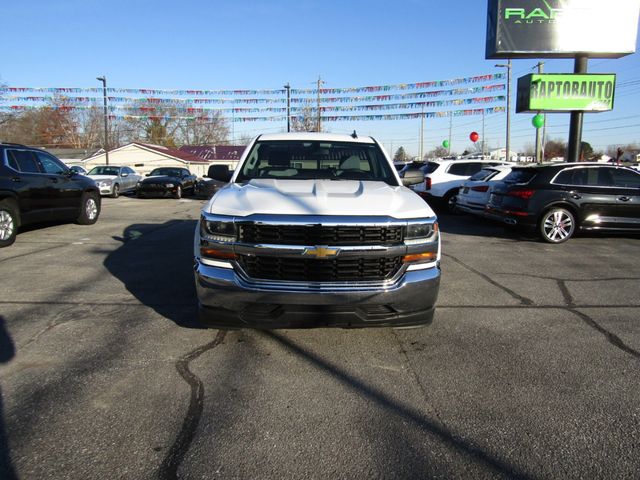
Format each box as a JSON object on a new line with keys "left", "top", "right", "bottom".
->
{"left": 470, "top": 131, "right": 479, "bottom": 143}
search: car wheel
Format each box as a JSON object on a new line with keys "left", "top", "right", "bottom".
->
{"left": 443, "top": 190, "right": 459, "bottom": 214}
{"left": 111, "top": 184, "right": 120, "bottom": 198}
{"left": 76, "top": 192, "right": 100, "bottom": 225}
{"left": 0, "top": 200, "right": 19, "bottom": 248}
{"left": 174, "top": 185, "right": 182, "bottom": 199}
{"left": 538, "top": 207, "right": 575, "bottom": 244}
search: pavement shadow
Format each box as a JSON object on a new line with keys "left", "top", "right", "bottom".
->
{"left": 0, "top": 317, "right": 17, "bottom": 480}
{"left": 264, "top": 331, "right": 534, "bottom": 479}
{"left": 436, "top": 211, "right": 537, "bottom": 242}
{"left": 103, "top": 220, "right": 204, "bottom": 329}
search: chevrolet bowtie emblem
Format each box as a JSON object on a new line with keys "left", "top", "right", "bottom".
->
{"left": 302, "top": 246, "right": 340, "bottom": 259}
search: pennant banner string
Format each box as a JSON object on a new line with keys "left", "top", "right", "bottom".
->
{"left": 0, "top": 73, "right": 505, "bottom": 97}
{"left": 4, "top": 106, "right": 504, "bottom": 123}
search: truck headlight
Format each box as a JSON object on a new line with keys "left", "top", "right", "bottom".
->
{"left": 166, "top": 183, "right": 175, "bottom": 188}
{"left": 201, "top": 218, "right": 236, "bottom": 243}
{"left": 405, "top": 222, "right": 438, "bottom": 245}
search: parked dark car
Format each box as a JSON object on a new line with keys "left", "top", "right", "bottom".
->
{"left": 0, "top": 143, "right": 101, "bottom": 247}
{"left": 486, "top": 163, "right": 640, "bottom": 243}
{"left": 193, "top": 165, "right": 232, "bottom": 198}
{"left": 136, "top": 167, "right": 197, "bottom": 199}
{"left": 69, "top": 165, "right": 88, "bottom": 175}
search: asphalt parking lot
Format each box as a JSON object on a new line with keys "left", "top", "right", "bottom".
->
{"left": 0, "top": 197, "right": 639, "bottom": 479}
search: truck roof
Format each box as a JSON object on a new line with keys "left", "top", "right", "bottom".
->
{"left": 257, "top": 132, "right": 376, "bottom": 144}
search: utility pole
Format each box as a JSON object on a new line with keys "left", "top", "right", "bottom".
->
{"left": 448, "top": 114, "right": 453, "bottom": 155}
{"left": 316, "top": 76, "right": 324, "bottom": 132}
{"left": 535, "top": 62, "right": 545, "bottom": 163}
{"left": 481, "top": 108, "right": 486, "bottom": 157}
{"left": 419, "top": 104, "right": 425, "bottom": 161}
{"left": 495, "top": 60, "right": 512, "bottom": 161}
{"left": 96, "top": 76, "right": 109, "bottom": 165}
{"left": 284, "top": 83, "right": 291, "bottom": 132}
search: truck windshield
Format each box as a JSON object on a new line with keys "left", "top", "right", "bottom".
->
{"left": 236, "top": 140, "right": 398, "bottom": 185}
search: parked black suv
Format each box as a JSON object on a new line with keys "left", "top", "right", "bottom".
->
{"left": 0, "top": 143, "right": 101, "bottom": 247}
{"left": 486, "top": 163, "right": 640, "bottom": 243}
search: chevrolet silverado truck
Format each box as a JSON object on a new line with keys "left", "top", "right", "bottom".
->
{"left": 194, "top": 132, "right": 440, "bottom": 328}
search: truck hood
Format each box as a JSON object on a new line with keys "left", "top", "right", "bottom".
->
{"left": 204, "top": 179, "right": 435, "bottom": 219}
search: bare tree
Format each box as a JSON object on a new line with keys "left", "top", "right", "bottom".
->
{"left": 291, "top": 106, "right": 320, "bottom": 132}
{"left": 427, "top": 146, "right": 449, "bottom": 159}
{"left": 122, "top": 100, "right": 181, "bottom": 146}
{"left": 177, "top": 111, "right": 229, "bottom": 145}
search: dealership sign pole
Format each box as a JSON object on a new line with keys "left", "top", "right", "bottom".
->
{"left": 486, "top": 0, "right": 640, "bottom": 162}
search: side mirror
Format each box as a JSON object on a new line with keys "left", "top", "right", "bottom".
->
{"left": 401, "top": 168, "right": 424, "bottom": 187}
{"left": 208, "top": 165, "right": 232, "bottom": 182}
{"left": 121, "top": 172, "right": 129, "bottom": 177}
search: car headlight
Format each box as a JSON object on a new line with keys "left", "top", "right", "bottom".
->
{"left": 405, "top": 222, "right": 438, "bottom": 245}
{"left": 166, "top": 183, "right": 175, "bottom": 188}
{"left": 200, "top": 218, "right": 236, "bottom": 243}
{"left": 99, "top": 180, "right": 113, "bottom": 187}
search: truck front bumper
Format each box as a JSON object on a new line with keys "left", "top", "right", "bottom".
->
{"left": 195, "top": 260, "right": 440, "bottom": 329}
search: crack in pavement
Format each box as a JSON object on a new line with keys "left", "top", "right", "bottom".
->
{"left": 158, "top": 330, "right": 227, "bottom": 480}
{"left": 0, "top": 243, "right": 69, "bottom": 264}
{"left": 392, "top": 330, "right": 449, "bottom": 431}
{"left": 442, "top": 254, "right": 639, "bottom": 360}
{"left": 567, "top": 309, "right": 640, "bottom": 360}
{"left": 443, "top": 253, "right": 534, "bottom": 306}
{"left": 557, "top": 280, "right": 574, "bottom": 307}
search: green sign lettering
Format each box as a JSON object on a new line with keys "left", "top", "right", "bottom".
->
{"left": 517, "top": 74, "right": 616, "bottom": 113}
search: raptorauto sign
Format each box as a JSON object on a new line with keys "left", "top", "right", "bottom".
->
{"left": 516, "top": 74, "right": 616, "bottom": 113}
{"left": 486, "top": 0, "right": 640, "bottom": 59}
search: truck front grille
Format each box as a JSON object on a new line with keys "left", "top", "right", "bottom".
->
{"left": 237, "top": 255, "right": 402, "bottom": 282}
{"left": 238, "top": 224, "right": 403, "bottom": 246}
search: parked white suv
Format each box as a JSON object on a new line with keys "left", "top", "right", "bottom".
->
{"left": 412, "top": 159, "right": 512, "bottom": 212}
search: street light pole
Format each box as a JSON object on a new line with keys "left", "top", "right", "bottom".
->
{"left": 495, "top": 60, "right": 512, "bottom": 161}
{"left": 284, "top": 83, "right": 291, "bottom": 132}
{"left": 96, "top": 76, "right": 109, "bottom": 165}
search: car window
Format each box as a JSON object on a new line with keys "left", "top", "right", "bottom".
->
{"left": 88, "top": 166, "right": 121, "bottom": 176}
{"left": 422, "top": 162, "right": 440, "bottom": 174}
{"left": 7, "top": 150, "right": 41, "bottom": 173}
{"left": 504, "top": 169, "right": 537, "bottom": 184}
{"left": 469, "top": 168, "right": 498, "bottom": 181}
{"left": 611, "top": 168, "right": 640, "bottom": 188}
{"left": 447, "top": 163, "right": 469, "bottom": 176}
{"left": 6, "top": 151, "right": 19, "bottom": 171}
{"left": 555, "top": 168, "right": 588, "bottom": 186}
{"left": 36, "top": 152, "right": 68, "bottom": 175}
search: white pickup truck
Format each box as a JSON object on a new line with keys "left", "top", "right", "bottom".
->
{"left": 194, "top": 132, "right": 441, "bottom": 328}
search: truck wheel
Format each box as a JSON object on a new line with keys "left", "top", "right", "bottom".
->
{"left": 0, "top": 200, "right": 19, "bottom": 248}
{"left": 76, "top": 192, "right": 100, "bottom": 225}
{"left": 111, "top": 184, "right": 120, "bottom": 198}
{"left": 538, "top": 207, "right": 575, "bottom": 243}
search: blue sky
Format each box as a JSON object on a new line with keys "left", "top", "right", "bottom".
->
{"left": 1, "top": 0, "right": 639, "bottom": 156}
